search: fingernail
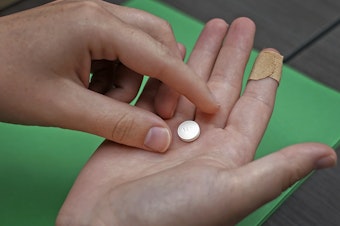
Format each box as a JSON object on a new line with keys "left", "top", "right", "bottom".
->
{"left": 144, "top": 127, "right": 171, "bottom": 152}
{"left": 315, "top": 155, "right": 337, "bottom": 169}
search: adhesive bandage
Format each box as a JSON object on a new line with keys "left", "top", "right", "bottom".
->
{"left": 248, "top": 50, "right": 283, "bottom": 83}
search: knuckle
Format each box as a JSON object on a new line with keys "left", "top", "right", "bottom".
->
{"left": 111, "top": 114, "right": 135, "bottom": 143}
{"left": 158, "top": 19, "right": 173, "bottom": 33}
{"left": 145, "top": 42, "right": 175, "bottom": 79}
{"left": 71, "top": 0, "right": 106, "bottom": 21}
{"left": 67, "top": 0, "right": 110, "bottom": 37}
{"left": 159, "top": 21, "right": 176, "bottom": 42}
{"left": 277, "top": 151, "right": 305, "bottom": 191}
{"left": 76, "top": 0, "right": 102, "bottom": 12}
{"left": 153, "top": 19, "right": 175, "bottom": 42}
{"left": 287, "top": 164, "right": 304, "bottom": 188}
{"left": 245, "top": 90, "right": 273, "bottom": 110}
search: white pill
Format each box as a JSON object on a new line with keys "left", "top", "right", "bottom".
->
{"left": 177, "top": 120, "right": 200, "bottom": 142}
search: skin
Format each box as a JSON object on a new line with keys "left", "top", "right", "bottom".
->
{"left": 56, "top": 18, "right": 337, "bottom": 226}
{"left": 0, "top": 0, "right": 219, "bottom": 153}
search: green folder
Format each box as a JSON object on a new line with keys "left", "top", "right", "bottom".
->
{"left": 0, "top": 0, "right": 339, "bottom": 225}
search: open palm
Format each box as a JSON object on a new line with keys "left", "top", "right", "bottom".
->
{"left": 57, "top": 18, "right": 336, "bottom": 226}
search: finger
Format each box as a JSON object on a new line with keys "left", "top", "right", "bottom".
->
{"left": 127, "top": 44, "right": 187, "bottom": 116}
{"left": 106, "top": 64, "right": 143, "bottom": 103}
{"left": 100, "top": 2, "right": 182, "bottom": 57}
{"left": 173, "top": 18, "right": 228, "bottom": 120}
{"left": 100, "top": 0, "right": 187, "bottom": 118}
{"left": 135, "top": 43, "right": 186, "bottom": 114}
{"left": 195, "top": 17, "right": 256, "bottom": 129}
{"left": 222, "top": 143, "right": 337, "bottom": 224}
{"left": 225, "top": 49, "right": 282, "bottom": 160}
{"left": 154, "top": 43, "right": 186, "bottom": 119}
{"left": 55, "top": 84, "right": 172, "bottom": 153}
{"left": 100, "top": 1, "right": 186, "bottom": 118}
{"left": 89, "top": 10, "right": 219, "bottom": 114}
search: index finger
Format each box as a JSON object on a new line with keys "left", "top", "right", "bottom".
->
{"left": 90, "top": 14, "right": 219, "bottom": 114}
{"left": 101, "top": 2, "right": 181, "bottom": 56}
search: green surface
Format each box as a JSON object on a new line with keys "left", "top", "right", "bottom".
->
{"left": 1, "top": 0, "right": 340, "bottom": 225}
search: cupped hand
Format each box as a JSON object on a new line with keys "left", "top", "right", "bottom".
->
{"left": 56, "top": 18, "right": 337, "bottom": 226}
{"left": 0, "top": 0, "right": 218, "bottom": 152}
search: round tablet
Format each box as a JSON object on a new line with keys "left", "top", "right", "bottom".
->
{"left": 177, "top": 120, "right": 200, "bottom": 142}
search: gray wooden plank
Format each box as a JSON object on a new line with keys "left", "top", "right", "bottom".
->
{"left": 288, "top": 25, "right": 340, "bottom": 91}
{"left": 0, "top": 0, "right": 22, "bottom": 9}
{"left": 0, "top": 0, "right": 50, "bottom": 15}
{"left": 0, "top": 0, "right": 125, "bottom": 16}
{"left": 161, "top": 0, "right": 340, "bottom": 57}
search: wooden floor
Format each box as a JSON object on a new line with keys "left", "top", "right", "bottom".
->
{"left": 1, "top": 0, "right": 340, "bottom": 225}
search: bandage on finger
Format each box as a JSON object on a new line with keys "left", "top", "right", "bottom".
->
{"left": 248, "top": 50, "right": 284, "bottom": 83}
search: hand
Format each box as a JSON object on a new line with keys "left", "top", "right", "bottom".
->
{"left": 0, "top": 0, "right": 218, "bottom": 152}
{"left": 56, "top": 18, "right": 337, "bottom": 226}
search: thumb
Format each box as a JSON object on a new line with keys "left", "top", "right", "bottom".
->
{"left": 55, "top": 85, "right": 171, "bottom": 153}
{"left": 225, "top": 143, "right": 337, "bottom": 223}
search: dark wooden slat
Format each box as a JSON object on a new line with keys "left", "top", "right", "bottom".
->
{"left": 284, "top": 18, "right": 340, "bottom": 63}
{"left": 288, "top": 26, "right": 340, "bottom": 91}
{"left": 161, "top": 0, "right": 340, "bottom": 56}
{"left": 0, "top": 0, "right": 23, "bottom": 9}
{"left": 0, "top": 0, "right": 50, "bottom": 15}
{"left": 0, "top": 0, "right": 125, "bottom": 16}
